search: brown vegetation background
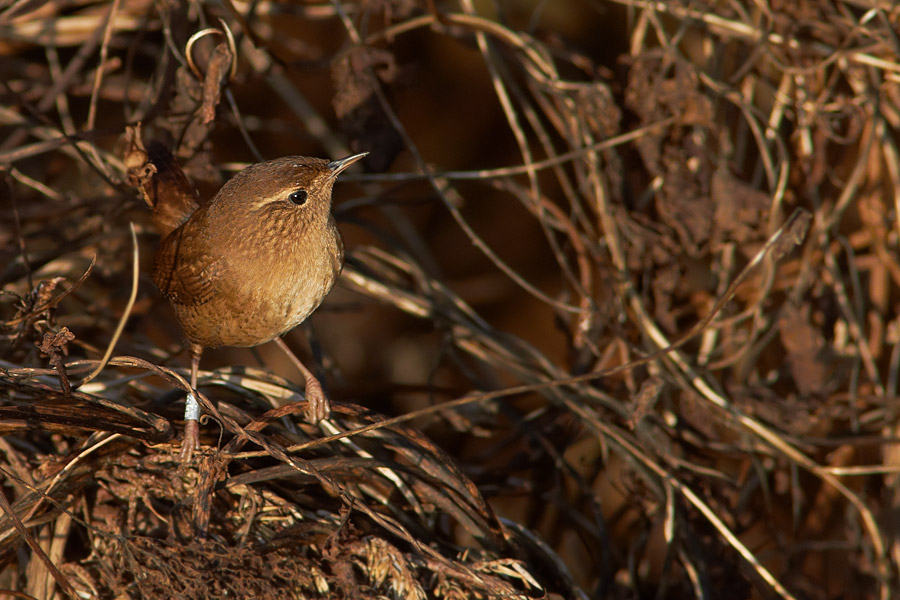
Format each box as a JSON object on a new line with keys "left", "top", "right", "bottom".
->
{"left": 1, "top": 0, "right": 900, "bottom": 598}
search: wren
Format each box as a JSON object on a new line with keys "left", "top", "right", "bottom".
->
{"left": 134, "top": 140, "right": 366, "bottom": 459}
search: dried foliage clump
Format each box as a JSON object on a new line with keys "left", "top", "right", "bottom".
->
{"left": 1, "top": 0, "right": 900, "bottom": 598}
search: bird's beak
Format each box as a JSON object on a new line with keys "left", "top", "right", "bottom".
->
{"left": 327, "top": 152, "right": 368, "bottom": 179}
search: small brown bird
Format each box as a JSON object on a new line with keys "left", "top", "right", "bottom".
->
{"left": 133, "top": 140, "right": 366, "bottom": 459}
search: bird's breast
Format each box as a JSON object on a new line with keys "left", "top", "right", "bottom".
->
{"left": 232, "top": 222, "right": 341, "bottom": 342}
{"left": 172, "top": 220, "right": 343, "bottom": 349}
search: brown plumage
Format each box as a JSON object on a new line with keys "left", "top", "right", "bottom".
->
{"left": 152, "top": 156, "right": 349, "bottom": 349}
{"left": 140, "top": 142, "right": 201, "bottom": 237}
{"left": 131, "top": 139, "right": 366, "bottom": 460}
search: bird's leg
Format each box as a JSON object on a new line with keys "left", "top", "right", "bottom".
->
{"left": 180, "top": 343, "right": 203, "bottom": 462}
{"left": 273, "top": 336, "right": 331, "bottom": 423}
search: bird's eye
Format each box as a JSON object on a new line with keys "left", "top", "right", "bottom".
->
{"left": 289, "top": 189, "right": 308, "bottom": 205}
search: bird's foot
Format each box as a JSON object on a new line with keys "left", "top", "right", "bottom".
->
{"left": 304, "top": 375, "right": 331, "bottom": 423}
{"left": 180, "top": 419, "right": 200, "bottom": 463}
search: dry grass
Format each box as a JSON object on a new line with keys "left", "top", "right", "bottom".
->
{"left": 2, "top": 0, "right": 900, "bottom": 598}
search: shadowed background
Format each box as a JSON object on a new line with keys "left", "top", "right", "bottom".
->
{"left": 1, "top": 0, "right": 899, "bottom": 598}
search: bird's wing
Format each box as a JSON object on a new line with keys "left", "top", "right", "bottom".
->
{"left": 152, "top": 226, "right": 219, "bottom": 306}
